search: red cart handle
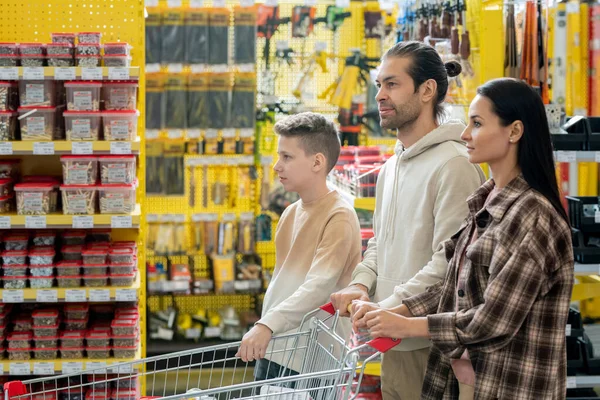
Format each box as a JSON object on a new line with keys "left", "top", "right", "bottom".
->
{"left": 320, "top": 302, "right": 402, "bottom": 353}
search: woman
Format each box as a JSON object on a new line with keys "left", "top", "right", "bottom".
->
{"left": 352, "top": 78, "right": 574, "bottom": 399}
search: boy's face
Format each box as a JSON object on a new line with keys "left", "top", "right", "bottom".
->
{"left": 273, "top": 136, "right": 317, "bottom": 194}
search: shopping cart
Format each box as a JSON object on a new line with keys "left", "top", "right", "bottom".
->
{"left": 4, "top": 303, "right": 400, "bottom": 400}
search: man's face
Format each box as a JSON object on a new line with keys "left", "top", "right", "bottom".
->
{"left": 375, "top": 56, "right": 423, "bottom": 130}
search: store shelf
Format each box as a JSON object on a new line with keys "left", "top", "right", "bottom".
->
{"left": 554, "top": 151, "right": 600, "bottom": 162}
{"left": 567, "top": 375, "right": 600, "bottom": 389}
{"left": 337, "top": 190, "right": 376, "bottom": 211}
{"left": 575, "top": 263, "right": 600, "bottom": 275}
{"left": 0, "top": 67, "right": 140, "bottom": 81}
{"left": 0, "top": 275, "right": 140, "bottom": 303}
{"left": 1, "top": 205, "right": 141, "bottom": 229}
{"left": 0, "top": 348, "right": 142, "bottom": 375}
{"left": 0, "top": 140, "right": 140, "bottom": 155}
{"left": 356, "top": 361, "right": 381, "bottom": 377}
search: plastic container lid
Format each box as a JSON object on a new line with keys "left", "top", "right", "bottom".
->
{"left": 84, "top": 275, "right": 108, "bottom": 279}
{"left": 109, "top": 248, "right": 134, "bottom": 256}
{"left": 34, "top": 231, "right": 56, "bottom": 238}
{"left": 63, "top": 111, "right": 102, "bottom": 117}
{"left": 32, "top": 309, "right": 59, "bottom": 319}
{"left": 2, "top": 264, "right": 28, "bottom": 269}
{"left": 52, "top": 33, "right": 75, "bottom": 37}
{"left": 101, "top": 110, "right": 137, "bottom": 116}
{"left": 29, "top": 264, "right": 54, "bottom": 269}
{"left": 29, "top": 248, "right": 56, "bottom": 256}
{"left": 82, "top": 249, "right": 108, "bottom": 256}
{"left": 111, "top": 390, "right": 137, "bottom": 399}
{"left": 33, "top": 334, "right": 59, "bottom": 340}
{"left": 64, "top": 304, "right": 89, "bottom": 313}
{"left": 112, "top": 241, "right": 137, "bottom": 248}
{"left": 32, "top": 347, "right": 59, "bottom": 352}
{"left": 60, "top": 346, "right": 84, "bottom": 351}
{"left": 2, "top": 250, "right": 27, "bottom": 256}
{"left": 109, "top": 272, "right": 135, "bottom": 279}
{"left": 103, "top": 80, "right": 137, "bottom": 86}
{"left": 4, "top": 234, "right": 28, "bottom": 241}
{"left": 86, "top": 331, "right": 110, "bottom": 340}
{"left": 56, "top": 260, "right": 82, "bottom": 268}
{"left": 62, "top": 245, "right": 84, "bottom": 253}
{"left": 86, "top": 242, "right": 111, "bottom": 249}
{"left": 64, "top": 81, "right": 102, "bottom": 87}
{"left": 60, "top": 330, "right": 85, "bottom": 340}
{"left": 111, "top": 319, "right": 136, "bottom": 328}
{"left": 14, "top": 182, "right": 55, "bottom": 191}
{"left": 33, "top": 322, "right": 59, "bottom": 330}
{"left": 0, "top": 111, "right": 17, "bottom": 116}
{"left": 23, "top": 175, "right": 61, "bottom": 183}
{"left": 63, "top": 231, "right": 87, "bottom": 238}
{"left": 8, "top": 331, "right": 33, "bottom": 341}
{"left": 98, "top": 183, "right": 135, "bottom": 190}
{"left": 98, "top": 154, "right": 136, "bottom": 160}
{"left": 47, "top": 43, "right": 72, "bottom": 48}
{"left": 112, "top": 345, "right": 136, "bottom": 350}
{"left": 64, "top": 317, "right": 88, "bottom": 324}
{"left": 20, "top": 54, "right": 45, "bottom": 58}
{"left": 57, "top": 275, "right": 82, "bottom": 279}
{"left": 0, "top": 178, "right": 13, "bottom": 186}
{"left": 60, "top": 184, "right": 97, "bottom": 191}
{"left": 61, "top": 154, "right": 99, "bottom": 160}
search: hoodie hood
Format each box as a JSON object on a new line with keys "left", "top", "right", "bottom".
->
{"left": 394, "top": 120, "right": 466, "bottom": 160}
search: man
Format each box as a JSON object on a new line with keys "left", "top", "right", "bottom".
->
{"left": 330, "top": 41, "right": 485, "bottom": 400}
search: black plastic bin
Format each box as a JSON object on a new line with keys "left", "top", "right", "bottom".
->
{"left": 572, "top": 228, "right": 600, "bottom": 263}
{"left": 587, "top": 117, "right": 600, "bottom": 150}
{"left": 552, "top": 116, "right": 589, "bottom": 151}
{"left": 567, "top": 196, "right": 600, "bottom": 234}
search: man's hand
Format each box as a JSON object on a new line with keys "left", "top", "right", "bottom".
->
{"left": 236, "top": 324, "right": 273, "bottom": 362}
{"left": 330, "top": 284, "right": 370, "bottom": 317}
{"left": 351, "top": 301, "right": 380, "bottom": 331}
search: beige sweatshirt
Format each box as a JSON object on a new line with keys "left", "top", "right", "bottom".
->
{"left": 258, "top": 190, "right": 362, "bottom": 371}
{"left": 351, "top": 121, "right": 486, "bottom": 352}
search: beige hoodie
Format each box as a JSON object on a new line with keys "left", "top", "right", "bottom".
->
{"left": 351, "top": 120, "right": 485, "bottom": 352}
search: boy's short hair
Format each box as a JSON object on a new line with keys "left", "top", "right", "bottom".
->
{"left": 274, "top": 112, "right": 341, "bottom": 173}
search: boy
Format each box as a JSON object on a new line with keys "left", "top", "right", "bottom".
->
{"left": 236, "top": 112, "right": 362, "bottom": 381}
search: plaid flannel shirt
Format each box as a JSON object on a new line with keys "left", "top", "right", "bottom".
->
{"left": 403, "top": 176, "right": 574, "bottom": 399}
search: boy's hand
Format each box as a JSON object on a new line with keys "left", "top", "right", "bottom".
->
{"left": 351, "top": 301, "right": 380, "bottom": 331}
{"left": 236, "top": 324, "right": 273, "bottom": 362}
{"left": 330, "top": 284, "right": 370, "bottom": 317}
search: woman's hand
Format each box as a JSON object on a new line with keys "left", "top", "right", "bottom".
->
{"left": 364, "top": 309, "right": 430, "bottom": 339}
{"left": 351, "top": 301, "right": 380, "bottom": 331}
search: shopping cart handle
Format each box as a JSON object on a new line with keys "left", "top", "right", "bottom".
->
{"left": 320, "top": 302, "right": 336, "bottom": 315}
{"left": 366, "top": 337, "right": 402, "bottom": 353}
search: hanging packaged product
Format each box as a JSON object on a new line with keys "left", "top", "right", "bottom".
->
{"left": 208, "top": 7, "right": 230, "bottom": 65}
{"left": 145, "top": 73, "right": 164, "bottom": 131}
{"left": 165, "top": 73, "right": 187, "bottom": 129}
{"left": 187, "top": 73, "right": 209, "bottom": 130}
{"left": 218, "top": 214, "right": 237, "bottom": 255}
{"left": 204, "top": 130, "right": 220, "bottom": 155}
{"left": 212, "top": 167, "right": 230, "bottom": 206}
{"left": 18, "top": 107, "right": 56, "bottom": 141}
{"left": 163, "top": 142, "right": 185, "bottom": 195}
{"left": 211, "top": 253, "right": 236, "bottom": 294}
{"left": 234, "top": 6, "right": 258, "bottom": 65}
{"left": 64, "top": 81, "right": 102, "bottom": 111}
{"left": 19, "top": 80, "right": 56, "bottom": 107}
{"left": 185, "top": 8, "right": 209, "bottom": 64}
{"left": 195, "top": 213, "right": 218, "bottom": 255}
{"left": 146, "top": 7, "right": 162, "bottom": 64}
{"left": 230, "top": 72, "right": 256, "bottom": 129}
{"left": 238, "top": 212, "right": 255, "bottom": 255}
{"left": 145, "top": 141, "right": 164, "bottom": 195}
{"left": 161, "top": 8, "right": 186, "bottom": 64}
{"left": 363, "top": 8, "right": 384, "bottom": 39}
{"left": 208, "top": 72, "right": 231, "bottom": 130}
{"left": 63, "top": 111, "right": 102, "bottom": 141}
{"left": 237, "top": 129, "right": 254, "bottom": 155}
{"left": 291, "top": 6, "right": 316, "bottom": 38}
{"left": 222, "top": 129, "right": 237, "bottom": 155}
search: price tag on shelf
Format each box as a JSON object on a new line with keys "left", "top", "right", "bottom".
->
{"left": 0, "top": 216, "right": 10, "bottom": 229}
{"left": 234, "top": 281, "right": 251, "bottom": 291}
{"left": 335, "top": 0, "right": 350, "bottom": 7}
{"left": 145, "top": 63, "right": 161, "bottom": 73}
{"left": 167, "top": 64, "right": 184, "bottom": 73}
{"left": 54, "top": 67, "right": 76, "bottom": 80}
{"left": 204, "top": 327, "right": 221, "bottom": 338}
{"left": 265, "top": 0, "right": 278, "bottom": 6}
{"left": 86, "top": 361, "right": 107, "bottom": 372}
{"left": 72, "top": 142, "right": 93, "bottom": 155}
{"left": 108, "top": 67, "right": 130, "bottom": 80}
{"left": 65, "top": 289, "right": 87, "bottom": 302}
{"left": 25, "top": 216, "right": 46, "bottom": 229}
{"left": 110, "top": 142, "right": 131, "bottom": 154}
{"left": 189, "top": 0, "right": 204, "bottom": 8}
{"left": 33, "top": 142, "right": 55, "bottom": 155}
{"left": 187, "top": 129, "right": 201, "bottom": 139}
{"left": 23, "top": 67, "right": 44, "bottom": 80}
{"left": 145, "top": 0, "right": 159, "bottom": 6}
{"left": 63, "top": 362, "right": 83, "bottom": 374}
{"left": 213, "top": 0, "right": 226, "bottom": 7}
{"left": 89, "top": 289, "right": 110, "bottom": 302}
{"left": 10, "top": 363, "right": 31, "bottom": 376}
{"left": 33, "top": 362, "right": 55, "bottom": 375}
{"left": 0, "top": 67, "right": 18, "bottom": 80}
{"left": 167, "top": 129, "right": 183, "bottom": 139}
{"left": 146, "top": 130, "right": 160, "bottom": 140}
{"left": 111, "top": 216, "right": 133, "bottom": 229}
{"left": 167, "top": 0, "right": 182, "bottom": 7}
{"left": 0, "top": 142, "right": 13, "bottom": 155}
{"left": 556, "top": 151, "right": 577, "bottom": 163}
{"left": 73, "top": 215, "right": 94, "bottom": 229}
{"left": 109, "top": 363, "right": 133, "bottom": 373}
{"left": 566, "top": 376, "right": 577, "bottom": 389}
{"left": 36, "top": 290, "right": 58, "bottom": 303}
{"left": 82, "top": 67, "right": 103, "bottom": 80}
{"left": 115, "top": 289, "right": 137, "bottom": 302}
{"left": 304, "top": 0, "right": 317, "bottom": 5}
{"left": 240, "top": 0, "right": 255, "bottom": 7}
{"left": 2, "top": 290, "right": 24, "bottom": 303}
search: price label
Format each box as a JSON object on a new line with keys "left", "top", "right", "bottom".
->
{"left": 23, "top": 67, "right": 45, "bottom": 80}
{"left": 110, "top": 142, "right": 132, "bottom": 154}
{"left": 65, "top": 289, "right": 87, "bottom": 302}
{"left": 556, "top": 151, "right": 577, "bottom": 163}
{"left": 213, "top": 0, "right": 225, "bottom": 7}
{"left": 33, "top": 142, "right": 55, "bottom": 155}
{"left": 189, "top": 0, "right": 204, "bottom": 7}
{"left": 185, "top": 328, "right": 202, "bottom": 339}
{"left": 2, "top": 290, "right": 24, "bottom": 303}
{"left": 109, "top": 363, "right": 133, "bottom": 373}
{"left": 89, "top": 289, "right": 110, "bottom": 302}
{"left": 36, "top": 290, "right": 58, "bottom": 303}
{"left": 566, "top": 376, "right": 577, "bottom": 388}
{"left": 115, "top": 289, "right": 137, "bottom": 301}
{"left": 0, "top": 216, "right": 10, "bottom": 229}
{"left": 167, "top": 0, "right": 182, "bottom": 7}
{"left": 72, "top": 215, "right": 94, "bottom": 229}
{"left": 25, "top": 216, "right": 46, "bottom": 229}
{"left": 71, "top": 142, "right": 93, "bottom": 155}
{"left": 86, "top": 361, "right": 107, "bottom": 372}
{"left": 335, "top": 0, "right": 350, "bottom": 7}
{"left": 54, "top": 67, "right": 76, "bottom": 80}
{"left": 0, "top": 67, "right": 19, "bottom": 80}
{"left": 33, "top": 362, "right": 55, "bottom": 375}
{"left": 167, "top": 64, "right": 183, "bottom": 73}
{"left": 145, "top": 63, "right": 161, "bottom": 73}
{"left": 378, "top": 0, "right": 394, "bottom": 11}
{"left": 167, "top": 129, "right": 183, "bottom": 139}
{"left": 304, "top": 0, "right": 317, "bottom": 5}
{"left": 10, "top": 363, "right": 31, "bottom": 375}
{"left": 63, "top": 362, "right": 83, "bottom": 374}
{"left": 187, "top": 129, "right": 201, "bottom": 139}
{"left": 265, "top": 0, "right": 278, "bottom": 6}
{"left": 234, "top": 281, "right": 251, "bottom": 291}
{"left": 0, "top": 142, "right": 13, "bottom": 155}
{"left": 240, "top": 0, "right": 255, "bottom": 6}
{"left": 108, "top": 67, "right": 130, "bottom": 80}
{"left": 111, "top": 216, "right": 133, "bottom": 228}
{"left": 81, "top": 67, "right": 103, "bottom": 80}
{"left": 204, "top": 327, "right": 221, "bottom": 338}
{"left": 146, "top": 130, "right": 160, "bottom": 140}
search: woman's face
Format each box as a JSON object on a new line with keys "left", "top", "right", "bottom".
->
{"left": 461, "top": 94, "right": 517, "bottom": 165}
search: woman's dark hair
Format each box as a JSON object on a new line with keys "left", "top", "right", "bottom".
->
{"left": 477, "top": 78, "right": 569, "bottom": 224}
{"left": 383, "top": 41, "right": 461, "bottom": 121}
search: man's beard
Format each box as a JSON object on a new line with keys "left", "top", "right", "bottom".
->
{"left": 379, "top": 99, "right": 421, "bottom": 131}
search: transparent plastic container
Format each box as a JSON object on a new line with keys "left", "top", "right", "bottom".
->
{"left": 97, "top": 184, "right": 136, "bottom": 214}
{"left": 86, "top": 331, "right": 110, "bottom": 347}
{"left": 59, "top": 391, "right": 84, "bottom": 400}
{"left": 60, "top": 331, "right": 84, "bottom": 348}
{"left": 56, "top": 275, "right": 81, "bottom": 288}
{"left": 103, "top": 43, "right": 131, "bottom": 56}
{"left": 19, "top": 43, "right": 45, "bottom": 55}
{"left": 62, "top": 231, "right": 86, "bottom": 246}
{"left": 86, "top": 391, "right": 109, "bottom": 400}
{"left": 83, "top": 264, "right": 107, "bottom": 276}
{"left": 48, "top": 56, "right": 75, "bottom": 67}
{"left": 76, "top": 55, "right": 100, "bottom": 67}
{"left": 65, "top": 82, "right": 102, "bottom": 111}
{"left": 102, "top": 82, "right": 137, "bottom": 111}
{"left": 0, "top": 55, "right": 18, "bottom": 67}
{"left": 98, "top": 155, "right": 136, "bottom": 184}
{"left": 77, "top": 32, "right": 102, "bottom": 44}
{"left": 60, "top": 346, "right": 84, "bottom": 359}
{"left": 13, "top": 316, "right": 32, "bottom": 332}
{"left": 111, "top": 241, "right": 136, "bottom": 249}
{"left": 0, "top": 111, "right": 17, "bottom": 141}
{"left": 29, "top": 248, "right": 55, "bottom": 265}
{"left": 2, "top": 250, "right": 27, "bottom": 265}
{"left": 17, "top": 107, "right": 56, "bottom": 141}
{"left": 0, "top": 43, "right": 18, "bottom": 55}
{"left": 4, "top": 234, "right": 28, "bottom": 250}
{"left": 63, "top": 111, "right": 102, "bottom": 141}
{"left": 64, "top": 304, "right": 88, "bottom": 320}
{"left": 0, "top": 82, "right": 18, "bottom": 111}
{"left": 3, "top": 276, "right": 27, "bottom": 289}
{"left": 87, "top": 346, "right": 111, "bottom": 359}
{"left": 33, "top": 347, "right": 58, "bottom": 360}
{"left": 83, "top": 275, "right": 108, "bottom": 288}
{"left": 56, "top": 261, "right": 81, "bottom": 276}
{"left": 29, "top": 265, "right": 54, "bottom": 277}
{"left": 19, "top": 81, "right": 56, "bottom": 107}
{"left": 103, "top": 55, "right": 131, "bottom": 67}
{"left": 47, "top": 43, "right": 73, "bottom": 56}
{"left": 33, "top": 335, "right": 58, "bottom": 349}
{"left": 60, "top": 185, "right": 97, "bottom": 215}
{"left": 101, "top": 111, "right": 137, "bottom": 140}
{"left": 7, "top": 332, "right": 32, "bottom": 349}
{"left": 33, "top": 310, "right": 59, "bottom": 327}
{"left": 0, "top": 178, "right": 13, "bottom": 196}
{"left": 51, "top": 33, "right": 76, "bottom": 45}
{"left": 33, "top": 231, "right": 56, "bottom": 246}
{"left": 33, "top": 323, "right": 59, "bottom": 337}
{"left": 111, "top": 390, "right": 137, "bottom": 400}
{"left": 76, "top": 44, "right": 101, "bottom": 56}
{"left": 64, "top": 318, "right": 87, "bottom": 330}
{"left": 109, "top": 273, "right": 135, "bottom": 287}
{"left": 88, "top": 229, "right": 112, "bottom": 242}
{"left": 2, "top": 264, "right": 27, "bottom": 276}
{"left": 111, "top": 319, "right": 136, "bottom": 336}
{"left": 86, "top": 242, "right": 110, "bottom": 250}
{"left": 14, "top": 182, "right": 53, "bottom": 215}
{"left": 8, "top": 348, "right": 31, "bottom": 360}
{"left": 109, "top": 261, "right": 135, "bottom": 275}
{"left": 112, "top": 345, "right": 136, "bottom": 359}
{"left": 20, "top": 55, "right": 45, "bottom": 67}
{"left": 112, "top": 334, "right": 136, "bottom": 348}
{"left": 82, "top": 249, "right": 107, "bottom": 265}
{"left": 61, "top": 246, "right": 83, "bottom": 262}
{"left": 108, "top": 248, "right": 135, "bottom": 264}
{"left": 29, "top": 276, "right": 54, "bottom": 289}
{"left": 0, "top": 159, "right": 21, "bottom": 180}
{"left": 0, "top": 195, "right": 13, "bottom": 213}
